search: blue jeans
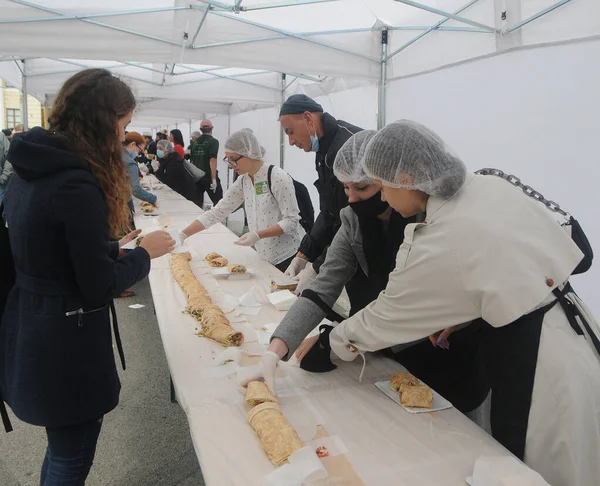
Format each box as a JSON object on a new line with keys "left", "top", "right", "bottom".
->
{"left": 40, "top": 417, "right": 103, "bottom": 486}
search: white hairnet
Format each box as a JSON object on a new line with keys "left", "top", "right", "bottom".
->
{"left": 363, "top": 120, "right": 466, "bottom": 198}
{"left": 333, "top": 130, "right": 377, "bottom": 184}
{"left": 224, "top": 129, "right": 266, "bottom": 160}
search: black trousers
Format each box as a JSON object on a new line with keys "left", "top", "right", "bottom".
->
{"left": 196, "top": 177, "right": 223, "bottom": 207}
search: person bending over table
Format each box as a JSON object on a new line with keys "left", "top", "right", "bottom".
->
{"left": 239, "top": 130, "right": 488, "bottom": 414}
{"left": 241, "top": 120, "right": 600, "bottom": 486}
{"left": 181, "top": 129, "right": 301, "bottom": 271}
{"left": 155, "top": 139, "right": 203, "bottom": 207}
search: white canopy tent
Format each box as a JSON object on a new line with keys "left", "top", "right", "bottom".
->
{"left": 1, "top": 0, "right": 597, "bottom": 128}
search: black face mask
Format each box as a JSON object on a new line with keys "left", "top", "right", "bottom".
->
{"left": 349, "top": 191, "right": 389, "bottom": 218}
{"left": 200, "top": 127, "right": 212, "bottom": 134}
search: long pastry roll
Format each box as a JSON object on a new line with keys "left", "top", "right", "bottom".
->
{"left": 247, "top": 402, "right": 303, "bottom": 466}
{"left": 171, "top": 253, "right": 243, "bottom": 346}
{"left": 199, "top": 304, "right": 243, "bottom": 346}
{"left": 245, "top": 381, "right": 278, "bottom": 407}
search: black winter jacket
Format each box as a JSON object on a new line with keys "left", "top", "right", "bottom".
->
{"left": 0, "top": 128, "right": 151, "bottom": 427}
{"left": 298, "top": 113, "right": 362, "bottom": 263}
{"left": 156, "top": 152, "right": 202, "bottom": 207}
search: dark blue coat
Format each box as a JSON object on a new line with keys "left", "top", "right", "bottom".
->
{"left": 0, "top": 128, "right": 151, "bottom": 427}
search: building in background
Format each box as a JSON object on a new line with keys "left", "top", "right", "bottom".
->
{"left": 0, "top": 78, "right": 44, "bottom": 131}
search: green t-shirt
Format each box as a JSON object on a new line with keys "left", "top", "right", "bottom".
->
{"left": 190, "top": 134, "right": 219, "bottom": 181}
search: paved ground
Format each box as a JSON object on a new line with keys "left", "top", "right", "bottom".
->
{"left": 0, "top": 279, "right": 205, "bottom": 486}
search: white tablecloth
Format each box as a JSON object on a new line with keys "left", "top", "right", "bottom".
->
{"left": 133, "top": 179, "right": 512, "bottom": 486}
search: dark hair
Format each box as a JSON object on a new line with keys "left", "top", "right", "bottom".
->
{"left": 2, "top": 128, "right": 12, "bottom": 137}
{"left": 156, "top": 132, "right": 166, "bottom": 141}
{"left": 170, "top": 129, "right": 184, "bottom": 147}
{"left": 48, "top": 68, "right": 136, "bottom": 237}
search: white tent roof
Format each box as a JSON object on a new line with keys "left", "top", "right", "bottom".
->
{"left": 0, "top": 0, "right": 598, "bottom": 125}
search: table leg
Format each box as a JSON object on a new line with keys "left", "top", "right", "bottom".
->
{"left": 170, "top": 375, "right": 177, "bottom": 404}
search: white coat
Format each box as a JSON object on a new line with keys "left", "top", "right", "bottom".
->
{"left": 330, "top": 174, "right": 600, "bottom": 486}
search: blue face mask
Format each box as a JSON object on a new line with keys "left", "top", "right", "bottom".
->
{"left": 303, "top": 119, "right": 319, "bottom": 152}
{"left": 156, "top": 150, "right": 165, "bottom": 159}
{"left": 310, "top": 133, "right": 319, "bottom": 152}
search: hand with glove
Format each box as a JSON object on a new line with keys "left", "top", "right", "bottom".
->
{"left": 299, "top": 325, "right": 337, "bottom": 373}
{"left": 237, "top": 350, "right": 279, "bottom": 396}
{"left": 284, "top": 255, "right": 309, "bottom": 278}
{"left": 179, "top": 231, "right": 188, "bottom": 244}
{"left": 210, "top": 179, "right": 218, "bottom": 192}
{"left": 139, "top": 163, "right": 149, "bottom": 176}
{"left": 151, "top": 160, "right": 160, "bottom": 172}
{"left": 293, "top": 263, "right": 317, "bottom": 295}
{"left": 234, "top": 231, "right": 260, "bottom": 247}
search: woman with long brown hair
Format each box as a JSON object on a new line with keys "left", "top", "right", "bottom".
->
{"left": 0, "top": 69, "right": 175, "bottom": 485}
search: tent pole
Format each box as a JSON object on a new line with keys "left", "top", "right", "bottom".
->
{"left": 189, "top": 119, "right": 192, "bottom": 141}
{"left": 227, "top": 107, "right": 231, "bottom": 190}
{"left": 377, "top": 28, "right": 388, "bottom": 130}
{"left": 280, "top": 73, "right": 286, "bottom": 169}
{"left": 21, "top": 60, "right": 29, "bottom": 130}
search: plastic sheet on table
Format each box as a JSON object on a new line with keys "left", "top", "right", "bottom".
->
{"left": 263, "top": 447, "right": 327, "bottom": 486}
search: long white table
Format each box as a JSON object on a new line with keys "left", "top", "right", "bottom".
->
{"left": 134, "top": 178, "right": 512, "bottom": 486}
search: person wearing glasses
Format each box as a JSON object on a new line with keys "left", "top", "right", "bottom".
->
{"left": 122, "top": 131, "right": 157, "bottom": 207}
{"left": 181, "top": 129, "right": 301, "bottom": 271}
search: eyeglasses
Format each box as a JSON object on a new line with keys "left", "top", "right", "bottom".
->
{"left": 223, "top": 155, "right": 242, "bottom": 168}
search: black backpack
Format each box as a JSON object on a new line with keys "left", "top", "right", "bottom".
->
{"left": 267, "top": 165, "right": 314, "bottom": 234}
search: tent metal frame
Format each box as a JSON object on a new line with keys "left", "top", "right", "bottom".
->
{"left": 1, "top": 0, "right": 576, "bottom": 129}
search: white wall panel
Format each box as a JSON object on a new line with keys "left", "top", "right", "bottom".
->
{"left": 386, "top": 38, "right": 600, "bottom": 313}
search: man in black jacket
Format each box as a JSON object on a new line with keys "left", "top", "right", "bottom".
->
{"left": 279, "top": 94, "right": 362, "bottom": 281}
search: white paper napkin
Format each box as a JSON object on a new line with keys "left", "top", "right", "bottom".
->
{"left": 212, "top": 293, "right": 239, "bottom": 313}
{"left": 239, "top": 286, "right": 261, "bottom": 307}
{"left": 266, "top": 290, "right": 297, "bottom": 311}
{"left": 257, "top": 323, "right": 280, "bottom": 345}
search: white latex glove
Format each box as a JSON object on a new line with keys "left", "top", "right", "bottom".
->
{"left": 210, "top": 179, "right": 217, "bottom": 191}
{"left": 139, "top": 163, "right": 149, "bottom": 175}
{"left": 179, "top": 231, "right": 188, "bottom": 244}
{"left": 234, "top": 231, "right": 260, "bottom": 247}
{"left": 293, "top": 263, "right": 317, "bottom": 295}
{"left": 236, "top": 351, "right": 279, "bottom": 396}
{"left": 284, "top": 256, "right": 308, "bottom": 278}
{"left": 151, "top": 160, "right": 160, "bottom": 172}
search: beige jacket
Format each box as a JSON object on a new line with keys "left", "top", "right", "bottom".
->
{"left": 330, "top": 173, "right": 583, "bottom": 361}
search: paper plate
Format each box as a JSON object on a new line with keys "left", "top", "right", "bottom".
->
{"left": 374, "top": 380, "right": 453, "bottom": 414}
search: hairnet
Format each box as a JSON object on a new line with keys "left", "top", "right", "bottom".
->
{"left": 224, "top": 129, "right": 266, "bottom": 160}
{"left": 157, "top": 139, "right": 174, "bottom": 153}
{"left": 363, "top": 120, "right": 466, "bottom": 198}
{"left": 333, "top": 130, "right": 377, "bottom": 184}
{"left": 191, "top": 131, "right": 201, "bottom": 138}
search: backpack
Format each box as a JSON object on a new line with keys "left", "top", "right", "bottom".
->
{"left": 267, "top": 165, "right": 315, "bottom": 234}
